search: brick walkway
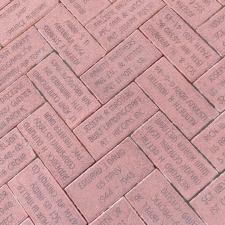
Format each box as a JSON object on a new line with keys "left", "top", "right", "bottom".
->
{"left": 0, "top": 0, "right": 225, "bottom": 224}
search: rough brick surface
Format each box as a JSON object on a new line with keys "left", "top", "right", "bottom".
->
{"left": 1, "top": 1, "right": 225, "bottom": 225}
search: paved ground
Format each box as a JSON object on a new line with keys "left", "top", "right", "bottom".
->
{"left": 0, "top": 0, "right": 225, "bottom": 224}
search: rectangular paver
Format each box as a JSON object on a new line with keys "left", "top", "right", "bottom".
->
{"left": 163, "top": 0, "right": 221, "bottom": 28}
{"left": 28, "top": 52, "right": 100, "bottom": 128}
{"left": 8, "top": 159, "right": 86, "bottom": 225}
{"left": 136, "top": 57, "right": 218, "bottom": 139}
{"left": 0, "top": 0, "right": 58, "bottom": 45}
{"left": 61, "top": 0, "right": 110, "bottom": 25}
{"left": 0, "top": 76, "right": 44, "bottom": 138}
{"left": 74, "top": 82, "right": 158, "bottom": 159}
{"left": 86, "top": 0, "right": 165, "bottom": 51}
{"left": 0, "top": 128, "right": 35, "bottom": 187}
{"left": 141, "top": 6, "right": 220, "bottom": 82}
{"left": 191, "top": 172, "right": 225, "bottom": 225}
{"left": 0, "top": 185, "right": 27, "bottom": 225}
{"left": 192, "top": 111, "right": 225, "bottom": 172}
{"left": 194, "top": 57, "right": 225, "bottom": 112}
{"left": 36, "top": 4, "right": 105, "bottom": 76}
{"left": 132, "top": 111, "right": 217, "bottom": 200}
{"left": 18, "top": 103, "right": 94, "bottom": 188}
{"left": 126, "top": 170, "right": 206, "bottom": 225}
{"left": 81, "top": 30, "right": 161, "bottom": 103}
{"left": 0, "top": 26, "right": 52, "bottom": 93}
{"left": 66, "top": 138, "right": 154, "bottom": 222}
{"left": 197, "top": 7, "right": 225, "bottom": 56}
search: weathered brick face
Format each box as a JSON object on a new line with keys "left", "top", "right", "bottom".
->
{"left": 0, "top": 1, "right": 225, "bottom": 225}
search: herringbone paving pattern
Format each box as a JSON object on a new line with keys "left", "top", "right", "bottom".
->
{"left": 0, "top": 0, "right": 225, "bottom": 224}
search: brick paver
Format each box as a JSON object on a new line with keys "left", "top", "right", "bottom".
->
{"left": 1, "top": 1, "right": 225, "bottom": 225}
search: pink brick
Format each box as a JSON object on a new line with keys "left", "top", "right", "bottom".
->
{"left": 8, "top": 159, "right": 86, "bottom": 225}
{"left": 0, "top": 76, "right": 44, "bottom": 138}
{"left": 192, "top": 111, "right": 225, "bottom": 172}
{"left": 74, "top": 82, "right": 158, "bottom": 160}
{"left": 198, "top": 7, "right": 225, "bottom": 56}
{"left": 0, "top": 185, "right": 27, "bottom": 225}
{"left": 0, "top": 26, "right": 52, "bottom": 93}
{"left": 66, "top": 138, "right": 154, "bottom": 222}
{"left": 61, "top": 0, "right": 110, "bottom": 25}
{"left": 191, "top": 172, "right": 225, "bottom": 225}
{"left": 0, "top": 0, "right": 58, "bottom": 46}
{"left": 20, "top": 219, "right": 34, "bottom": 225}
{"left": 18, "top": 103, "right": 94, "bottom": 188}
{"left": 36, "top": 4, "right": 105, "bottom": 76}
{"left": 194, "top": 57, "right": 225, "bottom": 112}
{"left": 164, "top": 0, "right": 221, "bottom": 28}
{"left": 81, "top": 30, "right": 161, "bottom": 103}
{"left": 0, "top": 0, "right": 10, "bottom": 9}
{"left": 136, "top": 57, "right": 218, "bottom": 139}
{"left": 90, "top": 197, "right": 145, "bottom": 225}
{"left": 28, "top": 53, "right": 100, "bottom": 129}
{"left": 0, "top": 128, "right": 35, "bottom": 186}
{"left": 126, "top": 170, "right": 205, "bottom": 225}
{"left": 132, "top": 111, "right": 217, "bottom": 200}
{"left": 141, "top": 6, "right": 220, "bottom": 82}
{"left": 86, "top": 0, "right": 165, "bottom": 51}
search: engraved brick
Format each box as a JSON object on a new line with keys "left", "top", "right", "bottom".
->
{"left": 0, "top": 185, "right": 27, "bottom": 225}
{"left": 61, "top": 0, "right": 110, "bottom": 25}
{"left": 8, "top": 159, "right": 86, "bottom": 225}
{"left": 141, "top": 6, "right": 220, "bottom": 82}
{"left": 81, "top": 30, "right": 161, "bottom": 103}
{"left": 194, "top": 57, "right": 225, "bottom": 112}
{"left": 36, "top": 4, "right": 105, "bottom": 76}
{"left": 198, "top": 7, "right": 225, "bottom": 56}
{"left": 86, "top": 0, "right": 165, "bottom": 51}
{"left": 0, "top": 128, "right": 35, "bottom": 187}
{"left": 0, "top": 26, "right": 52, "bottom": 93}
{"left": 66, "top": 138, "right": 154, "bottom": 222}
{"left": 0, "top": 76, "right": 44, "bottom": 138}
{"left": 18, "top": 103, "right": 94, "bottom": 188}
{"left": 28, "top": 53, "right": 100, "bottom": 129}
{"left": 191, "top": 172, "right": 225, "bottom": 225}
{"left": 192, "top": 112, "right": 225, "bottom": 172}
{"left": 164, "top": 0, "right": 221, "bottom": 28}
{"left": 132, "top": 111, "right": 217, "bottom": 200}
{"left": 0, "top": 0, "right": 58, "bottom": 45}
{"left": 74, "top": 82, "right": 158, "bottom": 160}
{"left": 0, "top": 0, "right": 10, "bottom": 9}
{"left": 136, "top": 57, "right": 218, "bottom": 139}
{"left": 90, "top": 197, "right": 145, "bottom": 225}
{"left": 126, "top": 170, "right": 205, "bottom": 225}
